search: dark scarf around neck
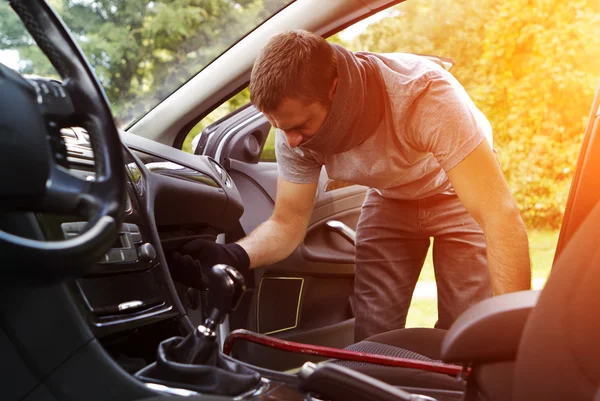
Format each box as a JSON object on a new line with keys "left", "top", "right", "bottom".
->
{"left": 298, "top": 44, "right": 387, "bottom": 155}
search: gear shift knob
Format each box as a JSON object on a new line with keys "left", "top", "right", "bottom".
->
{"left": 198, "top": 264, "right": 246, "bottom": 338}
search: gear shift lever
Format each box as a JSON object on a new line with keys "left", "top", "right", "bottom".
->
{"left": 136, "top": 263, "right": 260, "bottom": 396}
{"left": 197, "top": 264, "right": 246, "bottom": 339}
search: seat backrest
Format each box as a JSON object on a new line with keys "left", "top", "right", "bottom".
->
{"left": 555, "top": 86, "right": 600, "bottom": 261}
{"left": 513, "top": 200, "right": 600, "bottom": 401}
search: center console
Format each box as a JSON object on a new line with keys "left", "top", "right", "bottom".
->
{"left": 67, "top": 218, "right": 175, "bottom": 333}
{"left": 131, "top": 261, "right": 439, "bottom": 401}
{"left": 37, "top": 145, "right": 181, "bottom": 340}
{"left": 61, "top": 190, "right": 161, "bottom": 317}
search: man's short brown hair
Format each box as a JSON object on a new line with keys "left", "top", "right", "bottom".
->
{"left": 250, "top": 30, "right": 337, "bottom": 113}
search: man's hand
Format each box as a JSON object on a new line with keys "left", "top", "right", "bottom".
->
{"left": 167, "top": 239, "right": 250, "bottom": 290}
{"left": 168, "top": 252, "right": 209, "bottom": 290}
{"left": 447, "top": 140, "right": 531, "bottom": 295}
{"left": 179, "top": 239, "right": 250, "bottom": 270}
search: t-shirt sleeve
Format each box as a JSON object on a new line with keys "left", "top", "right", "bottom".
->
{"left": 407, "top": 72, "right": 493, "bottom": 172}
{"left": 274, "top": 129, "right": 322, "bottom": 183}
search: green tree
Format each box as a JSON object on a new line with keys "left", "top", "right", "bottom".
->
{"left": 0, "top": 0, "right": 284, "bottom": 127}
{"left": 343, "top": 0, "right": 600, "bottom": 229}
{"left": 343, "top": 0, "right": 499, "bottom": 93}
{"left": 473, "top": 0, "right": 600, "bottom": 228}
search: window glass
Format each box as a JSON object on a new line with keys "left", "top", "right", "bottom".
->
{"left": 260, "top": 127, "right": 276, "bottom": 162}
{"left": 0, "top": 2, "right": 58, "bottom": 78}
{"left": 2, "top": 0, "right": 294, "bottom": 129}
{"left": 183, "top": 88, "right": 250, "bottom": 153}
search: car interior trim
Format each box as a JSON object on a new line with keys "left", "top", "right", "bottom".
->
{"left": 214, "top": 112, "right": 264, "bottom": 161}
{"left": 144, "top": 383, "right": 200, "bottom": 397}
{"left": 441, "top": 290, "right": 540, "bottom": 363}
{"left": 91, "top": 304, "right": 174, "bottom": 328}
{"left": 257, "top": 277, "right": 305, "bottom": 335}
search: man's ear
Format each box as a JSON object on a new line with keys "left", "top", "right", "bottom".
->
{"left": 328, "top": 77, "right": 338, "bottom": 100}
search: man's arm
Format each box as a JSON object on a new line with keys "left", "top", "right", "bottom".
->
{"left": 446, "top": 140, "right": 531, "bottom": 295}
{"left": 236, "top": 177, "right": 318, "bottom": 268}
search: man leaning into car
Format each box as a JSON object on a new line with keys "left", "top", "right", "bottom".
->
{"left": 172, "top": 30, "right": 531, "bottom": 341}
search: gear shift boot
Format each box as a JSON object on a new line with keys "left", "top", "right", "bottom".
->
{"left": 136, "top": 263, "right": 261, "bottom": 396}
{"left": 136, "top": 334, "right": 261, "bottom": 396}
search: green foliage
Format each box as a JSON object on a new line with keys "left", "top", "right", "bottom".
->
{"left": 0, "top": 1, "right": 59, "bottom": 78}
{"left": 0, "top": 0, "right": 286, "bottom": 127}
{"left": 343, "top": 0, "right": 500, "bottom": 93}
{"left": 343, "top": 0, "right": 600, "bottom": 229}
{"left": 259, "top": 127, "right": 277, "bottom": 162}
{"left": 473, "top": 0, "right": 600, "bottom": 229}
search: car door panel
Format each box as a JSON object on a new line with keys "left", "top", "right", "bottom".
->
{"left": 303, "top": 184, "right": 366, "bottom": 264}
{"left": 227, "top": 164, "right": 363, "bottom": 370}
{"left": 224, "top": 157, "right": 364, "bottom": 273}
{"left": 225, "top": 160, "right": 277, "bottom": 234}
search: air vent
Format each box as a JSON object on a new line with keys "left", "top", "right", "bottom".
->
{"left": 60, "top": 127, "right": 96, "bottom": 180}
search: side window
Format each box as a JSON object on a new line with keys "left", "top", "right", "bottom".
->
{"left": 260, "top": 127, "right": 277, "bottom": 162}
{"left": 181, "top": 88, "right": 277, "bottom": 162}
{"left": 182, "top": 88, "right": 250, "bottom": 153}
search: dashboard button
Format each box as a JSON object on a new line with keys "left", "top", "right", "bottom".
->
{"left": 122, "top": 248, "right": 138, "bottom": 262}
{"left": 130, "top": 232, "right": 143, "bottom": 243}
{"left": 127, "top": 223, "right": 141, "bottom": 233}
{"left": 61, "top": 222, "right": 84, "bottom": 234}
{"left": 137, "top": 243, "right": 156, "bottom": 262}
{"left": 107, "top": 248, "right": 124, "bottom": 262}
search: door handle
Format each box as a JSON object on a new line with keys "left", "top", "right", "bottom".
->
{"left": 326, "top": 220, "right": 356, "bottom": 247}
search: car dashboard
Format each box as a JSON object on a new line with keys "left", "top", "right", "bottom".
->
{"left": 35, "top": 128, "right": 244, "bottom": 342}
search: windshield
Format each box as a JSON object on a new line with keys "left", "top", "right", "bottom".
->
{"left": 0, "top": 0, "right": 292, "bottom": 128}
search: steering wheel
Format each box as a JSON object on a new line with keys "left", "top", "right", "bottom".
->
{"left": 0, "top": 1, "right": 125, "bottom": 279}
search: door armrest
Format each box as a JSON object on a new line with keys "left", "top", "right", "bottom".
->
{"left": 441, "top": 290, "right": 540, "bottom": 363}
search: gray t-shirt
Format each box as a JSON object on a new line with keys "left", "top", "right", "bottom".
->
{"left": 275, "top": 53, "right": 492, "bottom": 200}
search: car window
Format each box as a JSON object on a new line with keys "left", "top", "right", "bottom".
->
{"left": 183, "top": 88, "right": 250, "bottom": 153}
{"left": 259, "top": 127, "right": 277, "bottom": 162}
{"left": 182, "top": 87, "right": 277, "bottom": 162}
{"left": 1, "top": 1, "right": 293, "bottom": 129}
{"left": 0, "top": 2, "right": 59, "bottom": 79}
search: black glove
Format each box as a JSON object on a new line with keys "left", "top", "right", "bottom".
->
{"left": 180, "top": 239, "right": 250, "bottom": 271}
{"left": 168, "top": 239, "right": 250, "bottom": 290}
{"left": 168, "top": 252, "right": 210, "bottom": 290}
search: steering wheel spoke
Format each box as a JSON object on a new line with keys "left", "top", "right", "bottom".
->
{"left": 28, "top": 78, "right": 75, "bottom": 120}
{"left": 39, "top": 163, "right": 92, "bottom": 215}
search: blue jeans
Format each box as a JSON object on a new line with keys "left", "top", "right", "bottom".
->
{"left": 354, "top": 189, "right": 492, "bottom": 341}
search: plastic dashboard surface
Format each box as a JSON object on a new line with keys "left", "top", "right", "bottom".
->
{"left": 121, "top": 130, "right": 243, "bottom": 232}
{"left": 37, "top": 133, "right": 244, "bottom": 338}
